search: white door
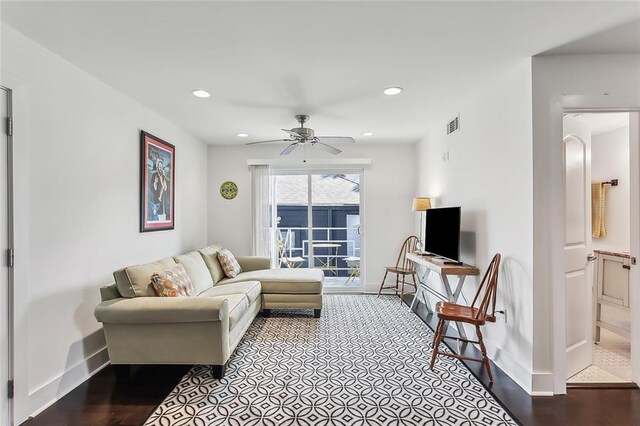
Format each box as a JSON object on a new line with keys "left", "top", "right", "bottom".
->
{"left": 0, "top": 87, "right": 13, "bottom": 424}
{"left": 272, "top": 170, "right": 364, "bottom": 291}
{"left": 563, "top": 115, "right": 593, "bottom": 379}
{"left": 629, "top": 112, "right": 640, "bottom": 384}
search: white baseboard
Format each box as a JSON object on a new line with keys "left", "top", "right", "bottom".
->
{"left": 489, "top": 348, "right": 532, "bottom": 394}
{"left": 25, "top": 347, "right": 109, "bottom": 421}
{"left": 529, "top": 391, "right": 555, "bottom": 396}
{"left": 530, "top": 372, "right": 555, "bottom": 395}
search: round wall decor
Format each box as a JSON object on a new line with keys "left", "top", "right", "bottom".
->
{"left": 220, "top": 181, "right": 238, "bottom": 200}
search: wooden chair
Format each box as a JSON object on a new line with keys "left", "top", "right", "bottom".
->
{"left": 377, "top": 236, "right": 419, "bottom": 304}
{"left": 429, "top": 253, "right": 501, "bottom": 383}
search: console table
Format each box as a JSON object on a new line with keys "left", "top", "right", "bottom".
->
{"left": 407, "top": 252, "right": 479, "bottom": 338}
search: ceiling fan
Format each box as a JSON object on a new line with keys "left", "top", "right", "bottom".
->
{"left": 245, "top": 115, "right": 355, "bottom": 155}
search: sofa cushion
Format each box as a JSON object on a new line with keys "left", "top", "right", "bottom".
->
{"left": 217, "top": 248, "right": 242, "bottom": 278}
{"left": 225, "top": 294, "right": 249, "bottom": 330}
{"left": 219, "top": 268, "right": 323, "bottom": 294}
{"left": 114, "top": 257, "right": 177, "bottom": 298}
{"left": 174, "top": 251, "right": 214, "bottom": 295}
{"left": 198, "top": 244, "right": 226, "bottom": 284}
{"left": 198, "top": 280, "right": 262, "bottom": 305}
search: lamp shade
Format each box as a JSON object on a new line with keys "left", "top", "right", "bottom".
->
{"left": 412, "top": 197, "right": 432, "bottom": 212}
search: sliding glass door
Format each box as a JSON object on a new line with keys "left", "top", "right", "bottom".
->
{"left": 273, "top": 170, "right": 363, "bottom": 290}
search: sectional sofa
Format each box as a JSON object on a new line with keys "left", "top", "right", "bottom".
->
{"left": 94, "top": 243, "right": 323, "bottom": 378}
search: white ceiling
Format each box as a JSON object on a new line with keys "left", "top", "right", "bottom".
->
{"left": 542, "top": 18, "right": 640, "bottom": 56}
{"left": 3, "top": 2, "right": 640, "bottom": 145}
{"left": 570, "top": 112, "right": 629, "bottom": 135}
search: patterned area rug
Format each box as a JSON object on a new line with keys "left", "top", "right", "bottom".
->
{"left": 145, "top": 295, "right": 516, "bottom": 425}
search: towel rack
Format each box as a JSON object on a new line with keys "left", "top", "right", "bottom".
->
{"left": 603, "top": 179, "right": 618, "bottom": 187}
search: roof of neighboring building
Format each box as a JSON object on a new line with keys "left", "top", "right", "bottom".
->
{"left": 276, "top": 174, "right": 359, "bottom": 205}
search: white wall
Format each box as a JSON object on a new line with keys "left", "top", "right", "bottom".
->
{"left": 532, "top": 53, "right": 640, "bottom": 394}
{"left": 2, "top": 25, "right": 208, "bottom": 422}
{"left": 207, "top": 143, "right": 416, "bottom": 292}
{"left": 416, "top": 59, "right": 534, "bottom": 392}
{"left": 591, "top": 125, "right": 630, "bottom": 252}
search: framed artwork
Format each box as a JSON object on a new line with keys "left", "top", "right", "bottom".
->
{"left": 140, "top": 131, "right": 175, "bottom": 232}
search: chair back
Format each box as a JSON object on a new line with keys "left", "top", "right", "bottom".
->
{"left": 395, "top": 236, "right": 419, "bottom": 270}
{"left": 470, "top": 253, "right": 502, "bottom": 322}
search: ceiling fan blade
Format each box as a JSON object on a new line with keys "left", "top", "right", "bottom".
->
{"left": 315, "top": 136, "right": 356, "bottom": 144}
{"left": 314, "top": 141, "right": 342, "bottom": 155}
{"left": 281, "top": 129, "right": 303, "bottom": 139}
{"left": 245, "top": 139, "right": 292, "bottom": 146}
{"left": 280, "top": 143, "right": 299, "bottom": 155}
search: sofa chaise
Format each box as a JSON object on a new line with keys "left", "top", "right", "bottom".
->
{"left": 94, "top": 243, "right": 323, "bottom": 378}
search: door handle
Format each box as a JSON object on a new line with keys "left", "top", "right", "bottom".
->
{"left": 357, "top": 225, "right": 362, "bottom": 236}
{"left": 587, "top": 254, "right": 597, "bottom": 262}
{"left": 623, "top": 264, "right": 631, "bottom": 270}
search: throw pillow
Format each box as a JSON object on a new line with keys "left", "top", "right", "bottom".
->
{"left": 150, "top": 264, "right": 195, "bottom": 297}
{"left": 217, "top": 248, "right": 242, "bottom": 278}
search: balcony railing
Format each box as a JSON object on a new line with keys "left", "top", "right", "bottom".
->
{"left": 276, "top": 226, "right": 360, "bottom": 275}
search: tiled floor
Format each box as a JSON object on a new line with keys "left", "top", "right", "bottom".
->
{"left": 568, "top": 328, "right": 632, "bottom": 383}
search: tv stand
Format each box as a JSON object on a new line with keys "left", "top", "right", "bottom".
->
{"left": 406, "top": 252, "right": 479, "bottom": 339}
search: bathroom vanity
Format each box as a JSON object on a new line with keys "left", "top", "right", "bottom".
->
{"left": 593, "top": 250, "right": 631, "bottom": 341}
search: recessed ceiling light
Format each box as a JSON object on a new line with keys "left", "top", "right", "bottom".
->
{"left": 362, "top": 132, "right": 374, "bottom": 137}
{"left": 191, "top": 89, "right": 211, "bottom": 98}
{"left": 383, "top": 87, "right": 403, "bottom": 96}
{"left": 236, "top": 133, "right": 249, "bottom": 138}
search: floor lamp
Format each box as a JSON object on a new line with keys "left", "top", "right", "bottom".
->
{"left": 412, "top": 197, "right": 431, "bottom": 252}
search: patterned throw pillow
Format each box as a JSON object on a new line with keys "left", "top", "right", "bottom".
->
{"left": 217, "top": 248, "right": 242, "bottom": 278}
{"left": 150, "top": 264, "right": 195, "bottom": 297}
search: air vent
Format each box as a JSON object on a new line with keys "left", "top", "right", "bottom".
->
{"left": 447, "top": 115, "right": 460, "bottom": 135}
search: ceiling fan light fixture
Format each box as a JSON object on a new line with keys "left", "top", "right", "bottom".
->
{"left": 383, "top": 87, "right": 403, "bottom": 96}
{"left": 191, "top": 89, "right": 211, "bottom": 98}
{"left": 361, "top": 132, "right": 374, "bottom": 137}
{"left": 245, "top": 115, "right": 354, "bottom": 156}
{"left": 236, "top": 133, "right": 249, "bottom": 138}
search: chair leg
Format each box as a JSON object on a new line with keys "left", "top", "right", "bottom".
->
{"left": 430, "top": 319, "right": 445, "bottom": 370}
{"left": 399, "top": 273, "right": 406, "bottom": 304}
{"left": 377, "top": 270, "right": 389, "bottom": 297}
{"left": 411, "top": 273, "right": 418, "bottom": 293}
{"left": 476, "top": 325, "right": 493, "bottom": 383}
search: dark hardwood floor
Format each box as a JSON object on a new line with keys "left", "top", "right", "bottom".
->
{"left": 404, "top": 294, "right": 640, "bottom": 426}
{"left": 21, "top": 296, "right": 640, "bottom": 426}
{"left": 21, "top": 365, "right": 191, "bottom": 426}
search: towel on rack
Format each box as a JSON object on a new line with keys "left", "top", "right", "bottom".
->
{"left": 591, "top": 182, "right": 607, "bottom": 238}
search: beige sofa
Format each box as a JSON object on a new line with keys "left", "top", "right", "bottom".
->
{"left": 94, "top": 243, "right": 323, "bottom": 378}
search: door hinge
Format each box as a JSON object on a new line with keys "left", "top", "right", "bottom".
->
{"left": 7, "top": 248, "right": 14, "bottom": 268}
{"left": 632, "top": 257, "right": 637, "bottom": 266}
{"left": 6, "top": 117, "right": 12, "bottom": 136}
{"left": 7, "top": 380, "right": 13, "bottom": 399}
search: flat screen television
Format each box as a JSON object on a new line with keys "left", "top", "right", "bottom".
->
{"left": 424, "top": 206, "right": 461, "bottom": 262}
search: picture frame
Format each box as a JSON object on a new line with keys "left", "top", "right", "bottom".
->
{"left": 140, "top": 130, "right": 175, "bottom": 232}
